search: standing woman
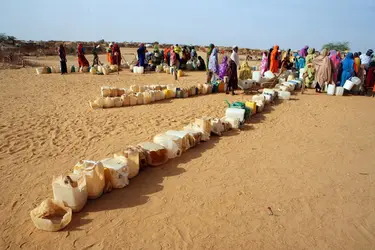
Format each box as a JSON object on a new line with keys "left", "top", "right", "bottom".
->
{"left": 353, "top": 52, "right": 361, "bottom": 76}
{"left": 112, "top": 43, "right": 122, "bottom": 67}
{"left": 269, "top": 45, "right": 279, "bottom": 73}
{"left": 58, "top": 44, "right": 67, "bottom": 74}
{"left": 313, "top": 49, "right": 332, "bottom": 92}
{"left": 107, "top": 43, "right": 113, "bottom": 65}
{"left": 137, "top": 43, "right": 146, "bottom": 67}
{"left": 218, "top": 56, "right": 228, "bottom": 80}
{"left": 267, "top": 47, "right": 273, "bottom": 70}
{"left": 77, "top": 43, "right": 89, "bottom": 69}
{"left": 329, "top": 50, "right": 341, "bottom": 84}
{"left": 226, "top": 58, "right": 237, "bottom": 95}
{"left": 299, "top": 46, "right": 309, "bottom": 58}
{"left": 206, "top": 44, "right": 214, "bottom": 71}
{"left": 304, "top": 48, "right": 316, "bottom": 88}
{"left": 340, "top": 52, "right": 355, "bottom": 87}
{"left": 260, "top": 51, "right": 268, "bottom": 76}
{"left": 208, "top": 47, "right": 219, "bottom": 83}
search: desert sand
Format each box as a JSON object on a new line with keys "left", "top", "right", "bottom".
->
{"left": 0, "top": 48, "right": 375, "bottom": 249}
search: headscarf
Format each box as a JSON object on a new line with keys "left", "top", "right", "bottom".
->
{"left": 342, "top": 52, "right": 354, "bottom": 73}
{"left": 305, "top": 48, "right": 315, "bottom": 64}
{"left": 230, "top": 46, "right": 240, "bottom": 68}
{"left": 153, "top": 44, "right": 159, "bottom": 53}
{"left": 260, "top": 51, "right": 268, "bottom": 76}
{"left": 313, "top": 49, "right": 332, "bottom": 85}
{"left": 329, "top": 50, "right": 341, "bottom": 67}
{"left": 208, "top": 48, "right": 219, "bottom": 73}
{"left": 218, "top": 56, "right": 228, "bottom": 79}
{"left": 299, "top": 46, "right": 309, "bottom": 58}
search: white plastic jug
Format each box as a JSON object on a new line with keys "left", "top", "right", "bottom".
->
{"left": 327, "top": 84, "right": 336, "bottom": 96}
{"left": 101, "top": 157, "right": 129, "bottom": 189}
{"left": 153, "top": 134, "right": 182, "bottom": 159}
{"left": 210, "top": 118, "right": 226, "bottom": 136}
{"left": 264, "top": 71, "right": 275, "bottom": 79}
{"left": 299, "top": 68, "right": 305, "bottom": 79}
{"left": 136, "top": 93, "right": 144, "bottom": 105}
{"left": 343, "top": 80, "right": 354, "bottom": 91}
{"left": 335, "top": 87, "right": 344, "bottom": 96}
{"left": 278, "top": 91, "right": 291, "bottom": 100}
{"left": 103, "top": 97, "right": 115, "bottom": 108}
{"left": 113, "top": 97, "right": 123, "bottom": 107}
{"left": 101, "top": 86, "right": 111, "bottom": 97}
{"left": 252, "top": 94, "right": 265, "bottom": 103}
{"left": 351, "top": 77, "right": 361, "bottom": 85}
{"left": 263, "top": 88, "right": 276, "bottom": 98}
{"left": 121, "top": 95, "right": 130, "bottom": 106}
{"left": 262, "top": 94, "right": 272, "bottom": 104}
{"left": 224, "top": 117, "right": 240, "bottom": 129}
{"left": 129, "top": 95, "right": 137, "bottom": 106}
{"left": 165, "top": 130, "right": 194, "bottom": 152}
{"left": 252, "top": 71, "right": 261, "bottom": 82}
{"left": 256, "top": 100, "right": 265, "bottom": 112}
{"left": 73, "top": 160, "right": 105, "bottom": 199}
{"left": 52, "top": 174, "right": 88, "bottom": 212}
{"left": 225, "top": 108, "right": 245, "bottom": 122}
{"left": 137, "top": 142, "right": 169, "bottom": 167}
{"left": 143, "top": 92, "right": 152, "bottom": 104}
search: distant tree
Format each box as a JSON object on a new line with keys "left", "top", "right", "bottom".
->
{"left": 7, "top": 36, "right": 16, "bottom": 45}
{"left": 0, "top": 33, "right": 7, "bottom": 42}
{"left": 97, "top": 39, "right": 105, "bottom": 44}
{"left": 322, "top": 42, "right": 350, "bottom": 52}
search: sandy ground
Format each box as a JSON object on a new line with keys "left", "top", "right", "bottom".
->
{"left": 0, "top": 49, "right": 375, "bottom": 249}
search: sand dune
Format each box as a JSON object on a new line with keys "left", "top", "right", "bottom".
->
{"left": 0, "top": 52, "right": 375, "bottom": 249}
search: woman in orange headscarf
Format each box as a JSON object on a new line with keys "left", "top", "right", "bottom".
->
{"left": 270, "top": 45, "right": 279, "bottom": 73}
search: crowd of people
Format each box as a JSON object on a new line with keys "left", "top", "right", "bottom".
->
{"left": 259, "top": 46, "right": 375, "bottom": 94}
{"left": 56, "top": 42, "right": 375, "bottom": 95}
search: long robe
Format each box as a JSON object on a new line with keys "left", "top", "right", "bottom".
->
{"left": 269, "top": 45, "right": 279, "bottom": 73}
{"left": 340, "top": 53, "right": 354, "bottom": 87}
{"left": 313, "top": 49, "right": 332, "bottom": 89}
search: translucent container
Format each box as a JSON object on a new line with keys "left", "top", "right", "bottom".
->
{"left": 110, "top": 87, "right": 118, "bottom": 97}
{"left": 183, "top": 130, "right": 202, "bottom": 147}
{"left": 225, "top": 108, "right": 245, "bottom": 122}
{"left": 252, "top": 94, "right": 265, "bottom": 103}
{"left": 153, "top": 134, "right": 182, "bottom": 159}
{"left": 264, "top": 71, "right": 275, "bottom": 79}
{"left": 165, "top": 130, "right": 195, "bottom": 152}
{"left": 178, "top": 70, "right": 184, "bottom": 77}
{"left": 121, "top": 95, "right": 130, "bottom": 106}
{"left": 154, "top": 90, "right": 162, "bottom": 101}
{"left": 351, "top": 77, "right": 361, "bottom": 85}
{"left": 101, "top": 86, "right": 111, "bottom": 97}
{"left": 89, "top": 98, "right": 104, "bottom": 109}
{"left": 137, "top": 142, "right": 168, "bottom": 167}
{"left": 210, "top": 118, "right": 225, "bottom": 136}
{"left": 73, "top": 160, "right": 105, "bottom": 199}
{"left": 138, "top": 66, "right": 144, "bottom": 74}
{"left": 335, "top": 87, "right": 344, "bottom": 96}
{"left": 36, "top": 67, "right": 47, "bottom": 75}
{"left": 327, "top": 84, "right": 336, "bottom": 96}
{"left": 262, "top": 88, "right": 276, "bottom": 98}
{"left": 114, "top": 97, "right": 123, "bottom": 107}
{"left": 194, "top": 117, "right": 212, "bottom": 135}
{"left": 136, "top": 93, "right": 144, "bottom": 105}
{"left": 256, "top": 100, "right": 265, "bottom": 112}
{"left": 139, "top": 86, "right": 145, "bottom": 92}
{"left": 90, "top": 67, "right": 97, "bottom": 75}
{"left": 343, "top": 80, "right": 354, "bottom": 90}
{"left": 115, "top": 148, "right": 140, "bottom": 178}
{"left": 252, "top": 71, "right": 261, "bottom": 82}
{"left": 262, "top": 94, "right": 272, "bottom": 104}
{"left": 167, "top": 84, "right": 176, "bottom": 96}
{"left": 130, "top": 85, "right": 140, "bottom": 92}
{"left": 129, "top": 95, "right": 138, "bottom": 106}
{"left": 52, "top": 174, "right": 88, "bottom": 212}
{"left": 103, "top": 97, "right": 115, "bottom": 108}
{"left": 224, "top": 117, "right": 240, "bottom": 129}
{"left": 278, "top": 91, "right": 291, "bottom": 100}
{"left": 143, "top": 92, "right": 152, "bottom": 104}
{"left": 149, "top": 91, "right": 156, "bottom": 102}
{"left": 101, "top": 157, "right": 129, "bottom": 189}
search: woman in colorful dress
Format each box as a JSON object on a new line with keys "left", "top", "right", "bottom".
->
{"left": 77, "top": 43, "right": 89, "bottom": 68}
{"left": 340, "top": 52, "right": 355, "bottom": 87}
{"left": 260, "top": 51, "right": 268, "bottom": 76}
{"left": 269, "top": 45, "right": 279, "bottom": 73}
{"left": 304, "top": 48, "right": 316, "bottom": 88}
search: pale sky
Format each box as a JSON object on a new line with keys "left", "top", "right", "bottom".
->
{"left": 1, "top": 0, "right": 373, "bottom": 52}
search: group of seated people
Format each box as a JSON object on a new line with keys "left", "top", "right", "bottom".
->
{"left": 136, "top": 44, "right": 206, "bottom": 71}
